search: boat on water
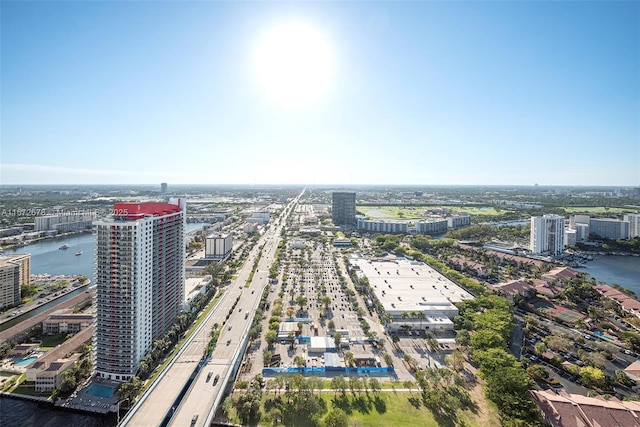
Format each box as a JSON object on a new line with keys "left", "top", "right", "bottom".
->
{"left": 59, "top": 244, "right": 70, "bottom": 250}
{"left": 75, "top": 251, "right": 82, "bottom": 256}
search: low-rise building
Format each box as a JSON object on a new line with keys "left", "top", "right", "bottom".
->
{"left": 12, "top": 343, "right": 39, "bottom": 357}
{"left": 595, "top": 285, "right": 640, "bottom": 318}
{"left": 277, "top": 322, "right": 298, "bottom": 340}
{"left": 448, "top": 256, "right": 492, "bottom": 277}
{"left": 42, "top": 309, "right": 94, "bottom": 335}
{"left": 531, "top": 389, "right": 640, "bottom": 427}
{"left": 35, "top": 358, "right": 78, "bottom": 392}
{"left": 333, "top": 237, "right": 352, "bottom": 247}
{"left": 349, "top": 256, "right": 473, "bottom": 332}
{"left": 308, "top": 337, "right": 336, "bottom": 354}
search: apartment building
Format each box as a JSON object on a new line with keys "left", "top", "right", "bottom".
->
{"left": 94, "top": 199, "right": 185, "bottom": 381}
{"left": 530, "top": 214, "right": 565, "bottom": 256}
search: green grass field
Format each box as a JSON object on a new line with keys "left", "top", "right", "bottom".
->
{"left": 39, "top": 333, "right": 69, "bottom": 350}
{"left": 226, "top": 388, "right": 500, "bottom": 427}
{"left": 562, "top": 207, "right": 635, "bottom": 214}
{"left": 360, "top": 205, "right": 510, "bottom": 220}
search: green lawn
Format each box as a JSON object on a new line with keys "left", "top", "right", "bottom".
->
{"left": 361, "top": 205, "right": 510, "bottom": 220}
{"left": 11, "top": 381, "right": 51, "bottom": 398}
{"left": 39, "top": 333, "right": 69, "bottom": 350}
{"left": 562, "top": 206, "right": 634, "bottom": 214}
{"left": 227, "top": 389, "right": 499, "bottom": 427}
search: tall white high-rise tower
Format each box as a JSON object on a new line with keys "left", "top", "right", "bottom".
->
{"left": 530, "top": 214, "right": 565, "bottom": 256}
{"left": 94, "top": 198, "right": 186, "bottom": 381}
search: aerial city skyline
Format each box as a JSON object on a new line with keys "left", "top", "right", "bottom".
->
{"left": 1, "top": 1, "right": 638, "bottom": 186}
{"left": 1, "top": 184, "right": 640, "bottom": 426}
{"left": 1, "top": 0, "right": 640, "bottom": 425}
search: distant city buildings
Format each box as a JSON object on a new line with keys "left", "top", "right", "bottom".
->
{"left": 567, "top": 214, "right": 634, "bottom": 242}
{"left": 249, "top": 211, "right": 271, "bottom": 223}
{"left": 0, "top": 259, "right": 21, "bottom": 310}
{"left": 625, "top": 213, "right": 640, "bottom": 238}
{"left": 530, "top": 214, "right": 565, "bottom": 256}
{"left": 356, "top": 215, "right": 469, "bottom": 235}
{"left": 205, "top": 232, "right": 233, "bottom": 261}
{"left": 161, "top": 182, "right": 168, "bottom": 194}
{"left": 492, "top": 200, "right": 543, "bottom": 209}
{"left": 332, "top": 192, "right": 357, "bottom": 226}
{"left": 35, "top": 212, "right": 97, "bottom": 232}
{"left": 94, "top": 198, "right": 186, "bottom": 381}
{"left": 447, "top": 214, "right": 472, "bottom": 229}
{"left": 588, "top": 218, "right": 630, "bottom": 240}
{"left": 0, "top": 254, "right": 31, "bottom": 309}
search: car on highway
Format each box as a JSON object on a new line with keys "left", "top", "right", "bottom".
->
{"left": 227, "top": 339, "right": 231, "bottom": 345}
{"left": 206, "top": 372, "right": 212, "bottom": 382}
{"left": 213, "top": 374, "right": 220, "bottom": 385}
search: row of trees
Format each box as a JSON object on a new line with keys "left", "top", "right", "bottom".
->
{"left": 226, "top": 374, "right": 382, "bottom": 426}
{"left": 402, "top": 239, "right": 543, "bottom": 426}
{"left": 117, "top": 279, "right": 220, "bottom": 403}
{"left": 455, "top": 294, "right": 542, "bottom": 426}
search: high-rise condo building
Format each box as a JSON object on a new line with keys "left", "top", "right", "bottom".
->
{"left": 205, "top": 232, "right": 233, "bottom": 261}
{"left": 530, "top": 214, "right": 565, "bottom": 256}
{"left": 0, "top": 254, "right": 31, "bottom": 309}
{"left": 332, "top": 192, "right": 356, "bottom": 226}
{"left": 94, "top": 199, "right": 186, "bottom": 381}
{"left": 589, "top": 218, "right": 630, "bottom": 240}
{"left": 623, "top": 214, "right": 640, "bottom": 238}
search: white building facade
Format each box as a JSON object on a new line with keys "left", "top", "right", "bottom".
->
{"left": 94, "top": 199, "right": 185, "bottom": 381}
{"left": 35, "top": 212, "right": 98, "bottom": 232}
{"left": 589, "top": 218, "right": 630, "bottom": 240}
{"left": 530, "top": 214, "right": 565, "bottom": 256}
{"left": 624, "top": 214, "right": 640, "bottom": 238}
{"left": 205, "top": 232, "right": 233, "bottom": 260}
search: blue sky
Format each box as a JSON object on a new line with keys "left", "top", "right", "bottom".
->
{"left": 1, "top": 1, "right": 638, "bottom": 186}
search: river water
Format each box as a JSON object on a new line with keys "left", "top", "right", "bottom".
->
{"left": 581, "top": 255, "right": 640, "bottom": 295}
{"left": 0, "top": 223, "right": 209, "bottom": 427}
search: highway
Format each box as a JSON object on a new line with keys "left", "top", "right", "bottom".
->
{"left": 119, "top": 190, "right": 302, "bottom": 427}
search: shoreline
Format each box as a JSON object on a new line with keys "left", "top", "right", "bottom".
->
{"left": 0, "top": 229, "right": 93, "bottom": 252}
{"left": 1, "top": 280, "right": 92, "bottom": 327}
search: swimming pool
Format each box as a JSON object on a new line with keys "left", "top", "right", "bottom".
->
{"left": 15, "top": 355, "right": 38, "bottom": 366}
{"left": 593, "top": 330, "right": 616, "bottom": 342}
{"left": 84, "top": 383, "right": 115, "bottom": 398}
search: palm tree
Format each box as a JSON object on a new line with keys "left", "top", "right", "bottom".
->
{"left": 401, "top": 311, "right": 410, "bottom": 329}
{"left": 417, "top": 311, "right": 427, "bottom": 332}
{"left": 344, "top": 351, "right": 355, "bottom": 368}
{"left": 331, "top": 376, "right": 347, "bottom": 395}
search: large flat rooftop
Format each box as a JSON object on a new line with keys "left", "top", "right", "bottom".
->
{"left": 350, "top": 256, "right": 474, "bottom": 313}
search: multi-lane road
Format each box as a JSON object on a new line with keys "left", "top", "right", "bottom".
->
{"left": 120, "top": 191, "right": 302, "bottom": 427}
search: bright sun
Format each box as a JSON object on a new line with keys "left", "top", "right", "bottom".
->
{"left": 254, "top": 22, "right": 334, "bottom": 109}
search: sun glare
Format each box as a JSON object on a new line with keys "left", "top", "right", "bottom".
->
{"left": 254, "top": 22, "right": 334, "bottom": 109}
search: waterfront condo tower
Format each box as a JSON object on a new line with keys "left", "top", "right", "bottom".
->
{"left": 94, "top": 199, "right": 186, "bottom": 381}
{"left": 530, "top": 214, "right": 565, "bottom": 257}
{"left": 332, "top": 192, "right": 356, "bottom": 226}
